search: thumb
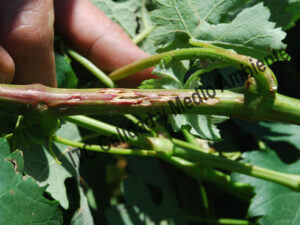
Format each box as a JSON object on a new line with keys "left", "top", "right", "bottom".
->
{"left": 0, "top": 45, "right": 15, "bottom": 84}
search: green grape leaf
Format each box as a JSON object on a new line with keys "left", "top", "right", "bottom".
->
{"left": 56, "top": 53, "right": 78, "bottom": 88}
{"left": 247, "top": 0, "right": 300, "bottom": 30}
{"left": 106, "top": 157, "right": 186, "bottom": 225}
{"left": 154, "top": 59, "right": 189, "bottom": 85}
{"left": 169, "top": 114, "right": 227, "bottom": 141}
{"left": 151, "top": 1, "right": 287, "bottom": 59}
{"left": 91, "top": 0, "right": 141, "bottom": 38}
{"left": 196, "top": 0, "right": 249, "bottom": 24}
{"left": 135, "top": 0, "right": 157, "bottom": 54}
{"left": 236, "top": 121, "right": 300, "bottom": 150}
{"left": 71, "top": 187, "right": 94, "bottom": 225}
{"left": 139, "top": 34, "right": 158, "bottom": 55}
{"left": 17, "top": 115, "right": 60, "bottom": 147}
{"left": 258, "top": 122, "right": 300, "bottom": 150}
{"left": 140, "top": 59, "right": 227, "bottom": 141}
{"left": 0, "top": 138, "right": 62, "bottom": 225}
{"left": 233, "top": 148, "right": 300, "bottom": 225}
{"left": 139, "top": 77, "right": 179, "bottom": 89}
{"left": 7, "top": 150, "right": 24, "bottom": 174}
{"left": 23, "top": 122, "right": 81, "bottom": 209}
{"left": 93, "top": 0, "right": 158, "bottom": 54}
{"left": 0, "top": 138, "right": 10, "bottom": 156}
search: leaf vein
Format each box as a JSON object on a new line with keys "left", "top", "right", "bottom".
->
{"left": 173, "top": 0, "right": 192, "bottom": 37}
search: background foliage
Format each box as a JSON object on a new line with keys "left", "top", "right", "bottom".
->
{"left": 1, "top": 0, "right": 300, "bottom": 224}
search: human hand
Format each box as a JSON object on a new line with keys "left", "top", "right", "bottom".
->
{"left": 0, "top": 0, "right": 155, "bottom": 87}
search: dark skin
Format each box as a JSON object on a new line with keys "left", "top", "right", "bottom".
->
{"left": 0, "top": 0, "right": 155, "bottom": 88}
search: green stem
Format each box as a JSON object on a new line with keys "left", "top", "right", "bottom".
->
{"left": 165, "top": 156, "right": 252, "bottom": 201}
{"left": 182, "top": 126, "right": 211, "bottom": 215}
{"left": 67, "top": 49, "right": 116, "bottom": 88}
{"left": 65, "top": 116, "right": 151, "bottom": 148}
{"left": 182, "top": 129, "right": 199, "bottom": 146}
{"left": 198, "top": 180, "right": 211, "bottom": 217}
{"left": 132, "top": 26, "right": 155, "bottom": 44}
{"left": 57, "top": 118, "right": 253, "bottom": 200}
{"left": 109, "top": 47, "right": 277, "bottom": 99}
{"left": 173, "top": 139, "right": 300, "bottom": 192}
{"left": 11, "top": 115, "right": 23, "bottom": 151}
{"left": 184, "top": 62, "right": 229, "bottom": 89}
{"left": 66, "top": 115, "right": 300, "bottom": 192}
{"left": 163, "top": 216, "right": 254, "bottom": 225}
{"left": 123, "top": 114, "right": 156, "bottom": 136}
{"left": 66, "top": 115, "right": 117, "bottom": 136}
{"left": 53, "top": 135, "right": 156, "bottom": 157}
{"left": 66, "top": 116, "right": 251, "bottom": 200}
{"left": 4, "top": 133, "right": 13, "bottom": 141}
{"left": 270, "top": 93, "right": 300, "bottom": 124}
{"left": 57, "top": 118, "right": 251, "bottom": 200}
{"left": 48, "top": 136, "right": 62, "bottom": 164}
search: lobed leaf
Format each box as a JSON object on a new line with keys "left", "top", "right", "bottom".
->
{"left": 233, "top": 148, "right": 300, "bottom": 224}
{"left": 91, "top": 0, "right": 141, "bottom": 38}
{"left": 106, "top": 157, "right": 186, "bottom": 225}
{"left": 23, "top": 122, "right": 81, "bottom": 209}
{"left": 236, "top": 121, "right": 300, "bottom": 151}
{"left": 150, "top": 1, "right": 287, "bottom": 59}
{"left": 246, "top": 0, "right": 300, "bottom": 30}
{"left": 71, "top": 187, "right": 94, "bottom": 225}
{"left": 140, "top": 59, "right": 228, "bottom": 141}
{"left": 55, "top": 53, "right": 78, "bottom": 89}
{"left": 0, "top": 138, "right": 62, "bottom": 225}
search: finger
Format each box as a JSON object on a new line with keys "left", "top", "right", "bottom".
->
{"left": 0, "top": 0, "right": 56, "bottom": 87}
{"left": 54, "top": 0, "right": 156, "bottom": 87}
{"left": 0, "top": 45, "right": 15, "bottom": 83}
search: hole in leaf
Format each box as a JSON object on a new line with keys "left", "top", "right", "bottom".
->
{"left": 146, "top": 183, "right": 163, "bottom": 206}
{"left": 268, "top": 141, "right": 300, "bottom": 164}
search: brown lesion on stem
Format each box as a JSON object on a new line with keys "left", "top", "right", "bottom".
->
{"left": 0, "top": 84, "right": 299, "bottom": 125}
{"left": 0, "top": 84, "right": 222, "bottom": 108}
{"left": 0, "top": 84, "right": 251, "bottom": 119}
{"left": 36, "top": 102, "right": 48, "bottom": 112}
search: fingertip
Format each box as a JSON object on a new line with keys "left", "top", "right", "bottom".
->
{"left": 0, "top": 0, "right": 56, "bottom": 87}
{"left": 55, "top": 0, "right": 158, "bottom": 88}
{"left": 55, "top": 0, "right": 153, "bottom": 72}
